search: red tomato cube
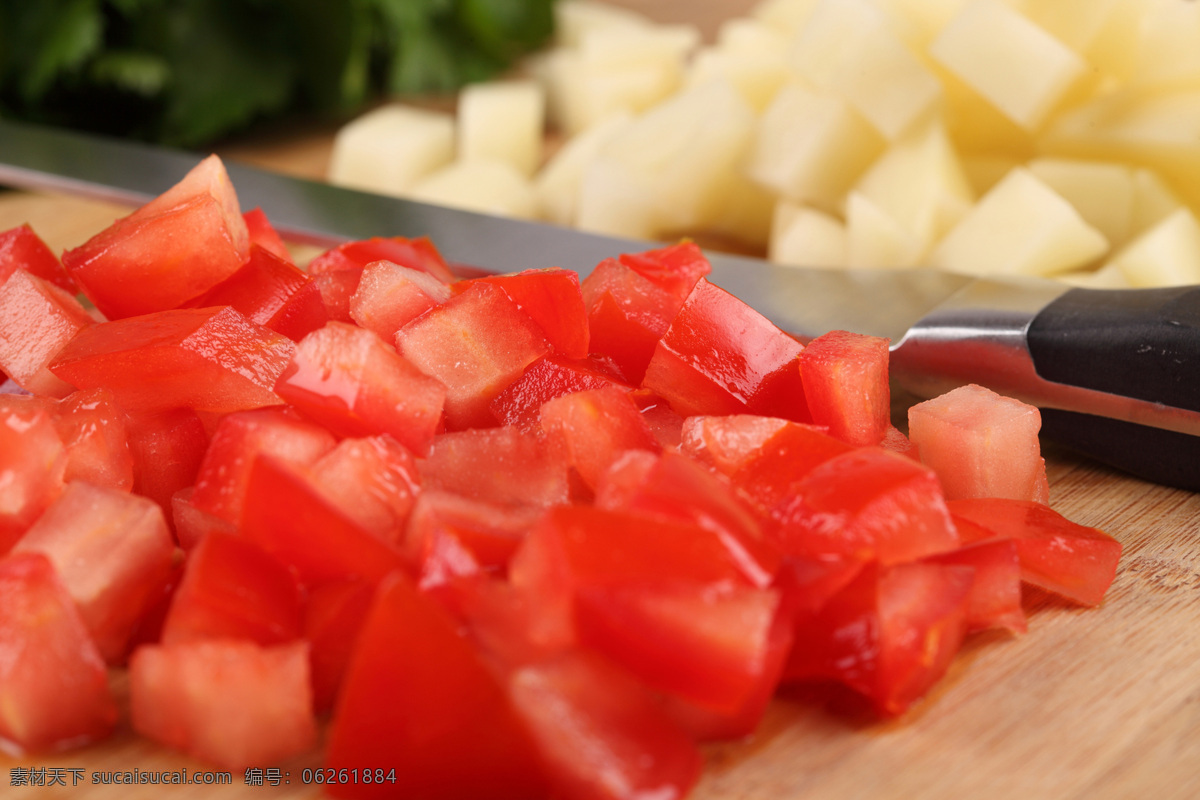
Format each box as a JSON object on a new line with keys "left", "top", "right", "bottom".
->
{"left": 474, "top": 268, "right": 590, "bottom": 359}
{"left": 187, "top": 245, "right": 328, "bottom": 342}
{"left": 405, "top": 490, "right": 543, "bottom": 579}
{"left": 63, "top": 155, "right": 251, "bottom": 318}
{"left": 0, "top": 552, "right": 118, "bottom": 753}
{"left": 160, "top": 530, "right": 303, "bottom": 646}
{"left": 303, "top": 578, "right": 374, "bottom": 715}
{"left": 799, "top": 330, "right": 892, "bottom": 446}
{"left": 949, "top": 498, "right": 1122, "bottom": 607}
{"left": 723, "top": 420, "right": 855, "bottom": 513}
{"left": 419, "top": 425, "right": 571, "bottom": 508}
{"left": 908, "top": 383, "right": 1049, "bottom": 502}
{"left": 309, "top": 235, "right": 456, "bottom": 284}
{"left": 312, "top": 269, "right": 361, "bottom": 322}
{"left": 325, "top": 572, "right": 548, "bottom": 800}
{"left": 51, "top": 388, "right": 135, "bottom": 492}
{"left": 643, "top": 278, "right": 810, "bottom": 421}
{"left": 349, "top": 259, "right": 452, "bottom": 341}
{"left": 124, "top": 407, "right": 210, "bottom": 518}
{"left": 539, "top": 386, "right": 660, "bottom": 490}
{"left": 0, "top": 395, "right": 67, "bottom": 552}
{"left": 242, "top": 207, "right": 293, "bottom": 263}
{"left": 396, "top": 281, "right": 550, "bottom": 430}
{"left": 619, "top": 241, "right": 712, "bottom": 302}
{"left": 490, "top": 354, "right": 629, "bottom": 429}
{"left": 275, "top": 321, "right": 447, "bottom": 455}
{"left": 189, "top": 406, "right": 337, "bottom": 524}
{"left": 13, "top": 482, "right": 175, "bottom": 662}
{"left": 129, "top": 639, "right": 317, "bottom": 769}
{"left": 773, "top": 447, "right": 960, "bottom": 564}
{"left": 309, "top": 435, "right": 422, "bottom": 545}
{"left": 580, "top": 258, "right": 679, "bottom": 384}
{"left": 680, "top": 414, "right": 792, "bottom": 475}
{"left": 926, "top": 537, "right": 1026, "bottom": 634}
{"left": 0, "top": 223, "right": 76, "bottom": 292}
{"left": 0, "top": 269, "right": 94, "bottom": 397}
{"left": 49, "top": 305, "right": 296, "bottom": 414}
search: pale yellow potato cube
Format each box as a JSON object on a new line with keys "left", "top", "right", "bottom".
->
{"left": 407, "top": 159, "right": 538, "bottom": 220}
{"left": 930, "top": 0, "right": 1089, "bottom": 130}
{"left": 1106, "top": 207, "right": 1200, "bottom": 287}
{"left": 703, "top": 173, "right": 777, "bottom": 251}
{"left": 769, "top": 202, "right": 847, "bottom": 269}
{"left": 685, "top": 19, "right": 790, "bottom": 111}
{"left": 751, "top": 0, "right": 821, "bottom": 35}
{"left": 575, "top": 160, "right": 665, "bottom": 240}
{"left": 553, "top": 0, "right": 651, "bottom": 47}
{"left": 928, "top": 167, "right": 1108, "bottom": 277}
{"left": 457, "top": 81, "right": 545, "bottom": 177}
{"left": 1124, "top": 0, "right": 1200, "bottom": 89}
{"left": 1057, "top": 261, "right": 1133, "bottom": 289}
{"left": 534, "top": 112, "right": 634, "bottom": 227}
{"left": 874, "top": 0, "right": 969, "bottom": 47}
{"left": 746, "top": 81, "right": 884, "bottom": 212}
{"left": 328, "top": 105, "right": 455, "bottom": 197}
{"left": 788, "top": 0, "right": 942, "bottom": 139}
{"left": 1007, "top": 0, "right": 1123, "bottom": 55}
{"left": 845, "top": 192, "right": 925, "bottom": 269}
{"left": 853, "top": 121, "right": 974, "bottom": 250}
{"left": 1026, "top": 158, "right": 1136, "bottom": 249}
{"left": 1131, "top": 168, "right": 1182, "bottom": 236}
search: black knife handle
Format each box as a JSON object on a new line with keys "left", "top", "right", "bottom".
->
{"left": 1027, "top": 286, "right": 1200, "bottom": 413}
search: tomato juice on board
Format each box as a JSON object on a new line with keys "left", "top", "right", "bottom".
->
{"left": 0, "top": 155, "right": 1120, "bottom": 798}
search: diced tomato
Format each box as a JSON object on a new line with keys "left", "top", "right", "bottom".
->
{"left": 629, "top": 388, "right": 686, "bottom": 449}
{"left": 124, "top": 407, "right": 211, "bottom": 519}
{"left": 784, "top": 560, "right": 973, "bottom": 716}
{"left": 311, "top": 269, "right": 361, "bottom": 322}
{"left": 159, "top": 530, "right": 303, "bottom": 646}
{"left": 419, "top": 425, "right": 571, "bottom": 508}
{"left": 0, "top": 553, "right": 118, "bottom": 754}
{"left": 618, "top": 241, "right": 712, "bottom": 303}
{"left": 406, "top": 490, "right": 543, "bottom": 579}
{"left": 240, "top": 455, "right": 407, "bottom": 588}
{"left": 473, "top": 268, "right": 590, "bottom": 359}
{"left": 49, "top": 306, "right": 295, "bottom": 414}
{"left": 680, "top": 414, "right": 792, "bottom": 475}
{"left": 490, "top": 354, "right": 630, "bottom": 429}
{"left": 309, "top": 435, "right": 423, "bottom": 545}
{"left": 926, "top": 537, "right": 1026, "bottom": 634}
{"left": 642, "top": 278, "right": 811, "bottom": 421}
{"left": 725, "top": 420, "right": 854, "bottom": 513}
{"left": 129, "top": 639, "right": 316, "bottom": 769}
{"left": 275, "top": 321, "right": 447, "bottom": 455}
{"left": 539, "top": 386, "right": 660, "bottom": 490}
{"left": 508, "top": 650, "right": 702, "bottom": 800}
{"left": 949, "top": 498, "right": 1122, "bottom": 607}
{"left": 13, "top": 482, "right": 175, "bottom": 662}
{"left": 908, "top": 384, "right": 1049, "bottom": 502}
{"left": 771, "top": 447, "right": 960, "bottom": 564}
{"left": 799, "top": 330, "right": 891, "bottom": 447}
{"left": 0, "top": 223, "right": 76, "bottom": 292}
{"left": 52, "top": 388, "right": 135, "bottom": 492}
{"left": 396, "top": 281, "right": 550, "bottom": 430}
{"left": 580, "top": 258, "right": 680, "bottom": 385}
{"left": 187, "top": 244, "right": 328, "bottom": 342}
{"left": 242, "top": 207, "right": 293, "bottom": 263}
{"left": 0, "top": 269, "right": 94, "bottom": 397}
{"left": 63, "top": 155, "right": 250, "bottom": 318}
{"left": 309, "top": 235, "right": 456, "bottom": 284}
{"left": 303, "top": 578, "right": 374, "bottom": 715}
{"left": 349, "top": 259, "right": 452, "bottom": 341}
{"left": 0, "top": 395, "right": 66, "bottom": 552}
{"left": 171, "top": 488, "right": 236, "bottom": 550}
{"left": 325, "top": 571, "right": 549, "bottom": 800}
{"left": 189, "top": 405, "right": 337, "bottom": 524}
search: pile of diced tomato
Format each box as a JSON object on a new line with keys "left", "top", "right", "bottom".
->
{"left": 0, "top": 156, "right": 1121, "bottom": 799}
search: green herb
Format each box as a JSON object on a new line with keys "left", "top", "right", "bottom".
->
{"left": 0, "top": 0, "right": 556, "bottom": 147}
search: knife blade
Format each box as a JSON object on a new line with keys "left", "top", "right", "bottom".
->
{"left": 0, "top": 117, "right": 1196, "bottom": 490}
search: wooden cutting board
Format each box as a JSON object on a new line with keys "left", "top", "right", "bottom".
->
{"left": 2, "top": 2, "right": 1199, "bottom": 798}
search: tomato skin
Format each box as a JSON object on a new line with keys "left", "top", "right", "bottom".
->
{"left": 49, "top": 306, "right": 296, "bottom": 414}
{"left": 474, "top": 268, "right": 591, "bottom": 359}
{"left": 325, "top": 571, "right": 549, "bottom": 800}
{"left": 642, "top": 278, "right": 811, "bottom": 421}
{"left": 948, "top": 498, "right": 1122, "bottom": 607}
{"left": 926, "top": 537, "right": 1026, "bottom": 634}
{"left": 799, "top": 330, "right": 891, "bottom": 447}
{"left": 580, "top": 258, "right": 684, "bottom": 385}
{"left": 0, "top": 552, "right": 118, "bottom": 754}
{"left": 159, "top": 530, "right": 303, "bottom": 647}
{"left": 405, "top": 490, "right": 542, "bottom": 579}
{"left": 13, "top": 482, "right": 175, "bottom": 663}
{"left": 309, "top": 235, "right": 456, "bottom": 284}
{"left": 242, "top": 207, "right": 293, "bottom": 263}
{"left": 303, "top": 578, "right": 374, "bottom": 715}
{"left": 0, "top": 223, "right": 76, "bottom": 292}
{"left": 129, "top": 639, "right": 317, "bottom": 770}
{"left": 491, "top": 354, "right": 630, "bottom": 429}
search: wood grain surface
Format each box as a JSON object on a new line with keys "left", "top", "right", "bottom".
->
{"left": 2, "top": 1, "right": 1199, "bottom": 798}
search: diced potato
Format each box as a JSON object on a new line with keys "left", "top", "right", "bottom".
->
{"left": 685, "top": 19, "right": 790, "bottom": 111}
{"left": 703, "top": 173, "right": 777, "bottom": 251}
{"left": 1131, "top": 167, "right": 1182, "bottom": 235}
{"left": 789, "top": 0, "right": 942, "bottom": 139}
{"left": 535, "top": 112, "right": 634, "bottom": 227}
{"left": 751, "top": 0, "right": 821, "bottom": 34}
{"left": 769, "top": 202, "right": 847, "bottom": 268}
{"left": 1105, "top": 207, "right": 1200, "bottom": 287}
{"left": 1026, "top": 157, "right": 1136, "bottom": 249}
{"left": 328, "top": 105, "right": 455, "bottom": 197}
{"left": 1007, "top": 0, "right": 1124, "bottom": 56}
{"left": 407, "top": 159, "right": 538, "bottom": 220}
{"left": 458, "top": 81, "right": 545, "bottom": 177}
{"left": 746, "top": 81, "right": 884, "bottom": 212}
{"left": 575, "top": 160, "right": 665, "bottom": 240}
{"left": 845, "top": 192, "right": 924, "bottom": 269}
{"left": 852, "top": 121, "right": 974, "bottom": 249}
{"left": 1124, "top": 0, "right": 1200, "bottom": 89}
{"left": 874, "top": 0, "right": 970, "bottom": 47}
{"left": 553, "top": 0, "right": 651, "bottom": 47}
{"left": 927, "top": 167, "right": 1108, "bottom": 277}
{"left": 930, "top": 0, "right": 1090, "bottom": 130}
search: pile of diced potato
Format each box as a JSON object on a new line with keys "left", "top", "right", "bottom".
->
{"left": 328, "top": 0, "right": 1200, "bottom": 288}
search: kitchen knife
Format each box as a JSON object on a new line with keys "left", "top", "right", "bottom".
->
{"left": 0, "top": 118, "right": 1196, "bottom": 491}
